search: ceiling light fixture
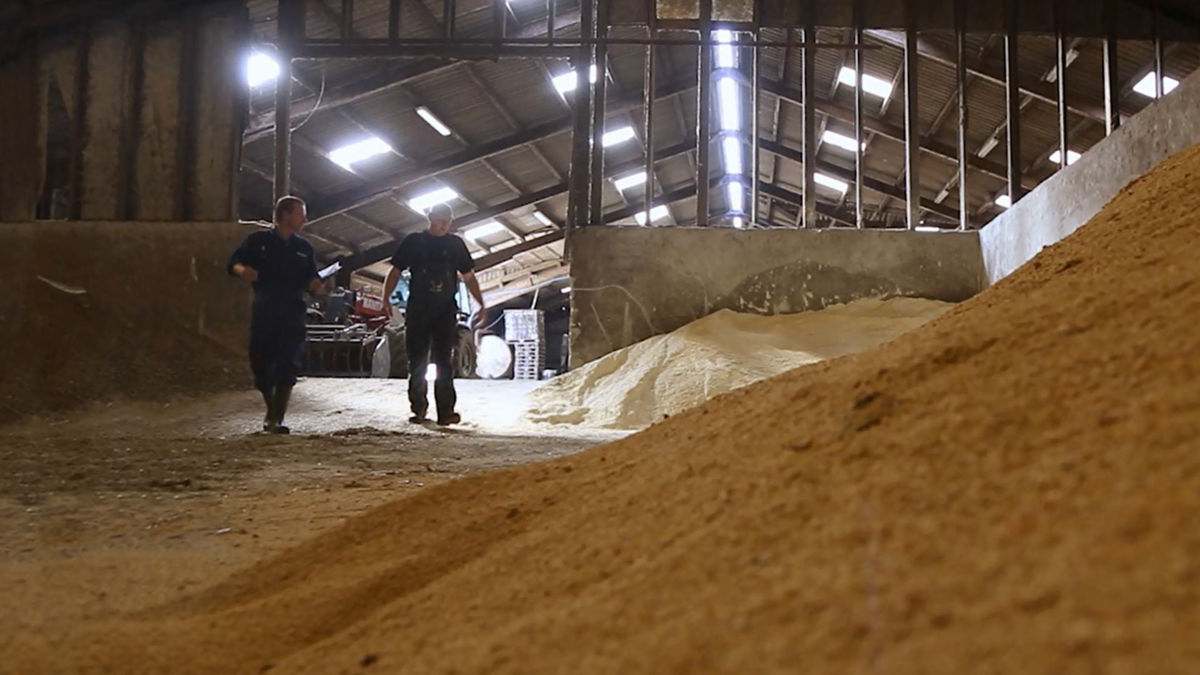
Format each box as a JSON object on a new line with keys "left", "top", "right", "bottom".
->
{"left": 613, "top": 171, "right": 647, "bottom": 192}
{"left": 407, "top": 186, "right": 459, "bottom": 214}
{"left": 328, "top": 137, "right": 393, "bottom": 171}
{"left": 463, "top": 221, "right": 508, "bottom": 241}
{"left": 726, "top": 181, "right": 745, "bottom": 213}
{"left": 416, "top": 106, "right": 453, "bottom": 136}
{"left": 1132, "top": 71, "right": 1179, "bottom": 99}
{"left": 814, "top": 173, "right": 849, "bottom": 194}
{"left": 821, "top": 129, "right": 866, "bottom": 153}
{"left": 714, "top": 29, "right": 736, "bottom": 69}
{"left": 1049, "top": 149, "right": 1082, "bottom": 165}
{"left": 717, "top": 76, "right": 741, "bottom": 131}
{"left": 837, "top": 66, "right": 894, "bottom": 99}
{"left": 634, "top": 205, "right": 669, "bottom": 225}
{"left": 552, "top": 64, "right": 599, "bottom": 94}
{"left": 602, "top": 126, "right": 637, "bottom": 147}
{"left": 246, "top": 52, "right": 280, "bottom": 88}
{"left": 720, "top": 135, "right": 743, "bottom": 175}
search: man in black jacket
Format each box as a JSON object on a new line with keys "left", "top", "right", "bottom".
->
{"left": 384, "top": 204, "right": 486, "bottom": 426}
{"left": 228, "top": 196, "right": 325, "bottom": 433}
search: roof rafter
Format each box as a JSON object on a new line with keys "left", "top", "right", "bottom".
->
{"left": 863, "top": 29, "right": 1109, "bottom": 123}
{"left": 307, "top": 73, "right": 697, "bottom": 224}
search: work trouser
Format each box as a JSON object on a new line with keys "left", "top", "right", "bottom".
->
{"left": 248, "top": 297, "right": 307, "bottom": 395}
{"left": 405, "top": 300, "right": 458, "bottom": 419}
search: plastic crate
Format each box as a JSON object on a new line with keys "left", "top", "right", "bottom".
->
{"left": 513, "top": 341, "right": 546, "bottom": 380}
{"left": 504, "top": 309, "right": 545, "bottom": 343}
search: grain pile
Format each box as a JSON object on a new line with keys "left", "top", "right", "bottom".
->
{"left": 17, "top": 144, "right": 1200, "bottom": 673}
{"left": 528, "top": 298, "right": 952, "bottom": 429}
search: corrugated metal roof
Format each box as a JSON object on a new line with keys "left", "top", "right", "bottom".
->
{"left": 239, "top": 0, "right": 1200, "bottom": 258}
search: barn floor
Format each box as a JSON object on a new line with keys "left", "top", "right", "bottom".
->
{"left": 0, "top": 379, "right": 614, "bottom": 640}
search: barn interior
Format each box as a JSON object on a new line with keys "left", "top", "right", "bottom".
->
{"left": 3, "top": 0, "right": 1200, "bottom": 672}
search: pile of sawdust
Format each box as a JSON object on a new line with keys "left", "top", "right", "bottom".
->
{"left": 17, "top": 143, "right": 1200, "bottom": 673}
{"left": 528, "top": 298, "right": 952, "bottom": 429}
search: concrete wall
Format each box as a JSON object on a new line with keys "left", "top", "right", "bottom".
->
{"left": 980, "top": 68, "right": 1200, "bottom": 285}
{"left": 0, "top": 221, "right": 256, "bottom": 422}
{"left": 0, "top": 2, "right": 247, "bottom": 222}
{"left": 0, "top": 48, "right": 45, "bottom": 221}
{"left": 568, "top": 226, "right": 984, "bottom": 367}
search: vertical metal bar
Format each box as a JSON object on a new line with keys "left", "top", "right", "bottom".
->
{"left": 903, "top": 0, "right": 920, "bottom": 229}
{"left": 1055, "top": 0, "right": 1069, "bottom": 171}
{"left": 389, "top": 0, "right": 401, "bottom": 42}
{"left": 566, "top": 0, "right": 594, "bottom": 238}
{"left": 1154, "top": 0, "right": 1165, "bottom": 98}
{"left": 119, "top": 20, "right": 147, "bottom": 220}
{"left": 1103, "top": 0, "right": 1120, "bottom": 134}
{"left": 589, "top": 0, "right": 608, "bottom": 225}
{"left": 274, "top": 58, "right": 293, "bottom": 203}
{"left": 1004, "top": 0, "right": 1022, "bottom": 206}
{"left": 751, "top": 29, "right": 760, "bottom": 227}
{"left": 177, "top": 11, "right": 200, "bottom": 219}
{"left": 547, "top": 0, "right": 556, "bottom": 42}
{"left": 801, "top": 5, "right": 816, "bottom": 228}
{"left": 443, "top": 0, "right": 456, "bottom": 41}
{"left": 696, "top": 0, "right": 712, "bottom": 226}
{"left": 228, "top": 8, "right": 253, "bottom": 222}
{"left": 955, "top": 0, "right": 969, "bottom": 230}
{"left": 853, "top": 0, "right": 864, "bottom": 229}
{"left": 643, "top": 27, "right": 656, "bottom": 228}
{"left": 494, "top": 0, "right": 505, "bottom": 41}
{"left": 341, "top": 0, "right": 354, "bottom": 40}
{"left": 67, "top": 23, "right": 91, "bottom": 220}
{"left": 275, "top": 0, "right": 302, "bottom": 204}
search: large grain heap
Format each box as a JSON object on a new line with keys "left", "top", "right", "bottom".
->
{"left": 528, "top": 297, "right": 952, "bottom": 429}
{"left": 22, "top": 144, "right": 1200, "bottom": 673}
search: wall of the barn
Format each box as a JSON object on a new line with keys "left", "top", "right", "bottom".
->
{"left": 0, "top": 1, "right": 247, "bottom": 222}
{"left": 568, "top": 227, "right": 985, "bottom": 367}
{"left": 0, "top": 48, "right": 45, "bottom": 221}
{"left": 0, "top": 221, "right": 256, "bottom": 422}
{"left": 980, "top": 68, "right": 1200, "bottom": 285}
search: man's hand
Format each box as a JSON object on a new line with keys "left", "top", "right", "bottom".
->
{"left": 233, "top": 263, "right": 258, "bottom": 283}
{"left": 461, "top": 271, "right": 486, "bottom": 329}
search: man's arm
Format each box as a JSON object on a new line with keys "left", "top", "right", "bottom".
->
{"left": 382, "top": 235, "right": 414, "bottom": 317}
{"left": 383, "top": 267, "right": 401, "bottom": 317}
{"left": 304, "top": 247, "right": 325, "bottom": 295}
{"left": 460, "top": 270, "right": 486, "bottom": 327}
{"left": 230, "top": 262, "right": 258, "bottom": 282}
{"left": 228, "top": 235, "right": 259, "bottom": 282}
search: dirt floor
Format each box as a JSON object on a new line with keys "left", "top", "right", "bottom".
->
{"left": 0, "top": 380, "right": 607, "bottom": 667}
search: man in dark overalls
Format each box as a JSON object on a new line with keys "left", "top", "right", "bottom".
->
{"left": 228, "top": 196, "right": 325, "bottom": 433}
{"left": 384, "top": 204, "right": 486, "bottom": 426}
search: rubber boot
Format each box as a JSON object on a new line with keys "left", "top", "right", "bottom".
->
{"left": 261, "top": 388, "right": 277, "bottom": 433}
{"left": 271, "top": 384, "right": 293, "bottom": 434}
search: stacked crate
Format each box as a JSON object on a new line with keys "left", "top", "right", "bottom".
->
{"left": 504, "top": 309, "right": 546, "bottom": 380}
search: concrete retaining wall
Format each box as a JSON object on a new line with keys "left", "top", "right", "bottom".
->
{"left": 0, "top": 221, "right": 257, "bottom": 421}
{"left": 980, "top": 68, "right": 1200, "bottom": 285}
{"left": 0, "top": 3, "right": 247, "bottom": 223}
{"left": 568, "top": 226, "right": 985, "bottom": 367}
